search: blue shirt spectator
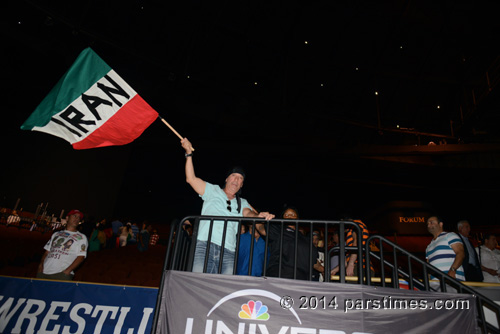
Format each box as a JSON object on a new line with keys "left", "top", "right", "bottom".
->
{"left": 138, "top": 225, "right": 153, "bottom": 252}
{"left": 111, "top": 219, "right": 123, "bottom": 236}
{"left": 237, "top": 228, "right": 267, "bottom": 276}
{"left": 130, "top": 222, "right": 140, "bottom": 244}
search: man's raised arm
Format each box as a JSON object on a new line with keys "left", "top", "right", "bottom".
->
{"left": 181, "top": 138, "right": 206, "bottom": 195}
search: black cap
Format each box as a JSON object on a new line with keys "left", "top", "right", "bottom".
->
{"left": 226, "top": 166, "right": 246, "bottom": 180}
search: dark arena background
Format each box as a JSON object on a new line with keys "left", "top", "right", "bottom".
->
{"left": 2, "top": 1, "right": 500, "bottom": 238}
{"left": 2, "top": 2, "right": 500, "bottom": 333}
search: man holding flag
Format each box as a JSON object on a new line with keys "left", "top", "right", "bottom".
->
{"left": 21, "top": 47, "right": 275, "bottom": 276}
{"left": 181, "top": 138, "right": 274, "bottom": 274}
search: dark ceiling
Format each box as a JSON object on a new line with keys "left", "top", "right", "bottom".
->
{"left": 2, "top": 0, "right": 500, "bottom": 226}
{"left": 7, "top": 0, "right": 500, "bottom": 145}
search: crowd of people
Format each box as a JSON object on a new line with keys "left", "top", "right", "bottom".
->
{"left": 180, "top": 137, "right": 376, "bottom": 281}
{"left": 180, "top": 137, "right": 500, "bottom": 285}
{"left": 107, "top": 219, "right": 158, "bottom": 251}
{"left": 2, "top": 138, "right": 499, "bottom": 286}
{"left": 232, "top": 209, "right": 374, "bottom": 282}
{"left": 0, "top": 208, "right": 161, "bottom": 282}
{"left": 426, "top": 216, "right": 500, "bottom": 284}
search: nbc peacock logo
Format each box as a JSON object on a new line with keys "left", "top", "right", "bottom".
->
{"left": 238, "top": 300, "right": 270, "bottom": 321}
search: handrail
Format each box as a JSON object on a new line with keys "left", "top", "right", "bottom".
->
{"left": 367, "top": 235, "right": 500, "bottom": 333}
{"left": 164, "top": 216, "right": 364, "bottom": 281}
{"left": 153, "top": 216, "right": 500, "bottom": 334}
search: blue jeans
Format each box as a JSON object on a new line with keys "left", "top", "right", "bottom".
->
{"left": 192, "top": 241, "right": 235, "bottom": 274}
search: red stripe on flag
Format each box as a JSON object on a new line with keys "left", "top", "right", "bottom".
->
{"left": 73, "top": 95, "right": 158, "bottom": 150}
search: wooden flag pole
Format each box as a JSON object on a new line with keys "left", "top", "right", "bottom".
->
{"left": 159, "top": 116, "right": 195, "bottom": 151}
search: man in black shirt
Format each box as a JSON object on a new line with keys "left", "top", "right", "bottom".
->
{"left": 256, "top": 206, "right": 318, "bottom": 280}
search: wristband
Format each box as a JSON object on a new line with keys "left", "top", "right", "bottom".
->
{"left": 450, "top": 267, "right": 456, "bottom": 272}
{"left": 185, "top": 153, "right": 193, "bottom": 158}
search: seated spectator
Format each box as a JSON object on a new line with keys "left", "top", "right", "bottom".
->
{"left": 129, "top": 222, "right": 140, "bottom": 244}
{"left": 329, "top": 230, "right": 340, "bottom": 271}
{"left": 7, "top": 210, "right": 21, "bottom": 226}
{"left": 312, "top": 230, "right": 321, "bottom": 248}
{"left": 88, "top": 223, "right": 100, "bottom": 252}
{"left": 178, "top": 220, "right": 193, "bottom": 253}
{"left": 182, "top": 220, "right": 193, "bottom": 238}
{"left": 88, "top": 221, "right": 107, "bottom": 252}
{"left": 118, "top": 223, "right": 133, "bottom": 247}
{"left": 311, "top": 230, "right": 323, "bottom": 281}
{"left": 29, "top": 220, "right": 38, "bottom": 232}
{"left": 138, "top": 224, "right": 153, "bottom": 252}
{"left": 237, "top": 223, "right": 267, "bottom": 276}
{"left": 150, "top": 229, "right": 159, "bottom": 246}
{"left": 52, "top": 219, "right": 64, "bottom": 231}
{"left": 314, "top": 237, "right": 326, "bottom": 281}
{"left": 102, "top": 219, "right": 114, "bottom": 249}
{"left": 476, "top": 234, "right": 500, "bottom": 283}
{"left": 111, "top": 218, "right": 123, "bottom": 247}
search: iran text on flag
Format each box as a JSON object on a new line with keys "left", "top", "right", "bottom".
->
{"left": 21, "top": 47, "right": 158, "bottom": 149}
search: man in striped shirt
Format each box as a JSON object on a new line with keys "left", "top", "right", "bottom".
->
{"left": 330, "top": 218, "right": 373, "bottom": 278}
{"left": 426, "top": 215, "right": 465, "bottom": 281}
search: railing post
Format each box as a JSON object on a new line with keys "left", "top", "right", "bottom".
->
{"left": 234, "top": 221, "right": 242, "bottom": 275}
{"left": 356, "top": 222, "right": 363, "bottom": 285}
{"left": 324, "top": 222, "right": 329, "bottom": 283}
{"left": 151, "top": 220, "right": 179, "bottom": 334}
{"left": 407, "top": 256, "right": 413, "bottom": 291}
{"left": 218, "top": 219, "right": 228, "bottom": 274}
{"left": 366, "top": 236, "right": 373, "bottom": 286}
{"left": 392, "top": 248, "right": 398, "bottom": 288}
{"left": 339, "top": 222, "right": 345, "bottom": 284}
{"left": 247, "top": 220, "right": 256, "bottom": 276}
{"left": 262, "top": 221, "right": 269, "bottom": 276}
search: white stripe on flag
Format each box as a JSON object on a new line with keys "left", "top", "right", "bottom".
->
{"left": 33, "top": 70, "right": 137, "bottom": 144}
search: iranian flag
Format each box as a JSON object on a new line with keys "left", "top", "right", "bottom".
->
{"left": 21, "top": 47, "right": 158, "bottom": 149}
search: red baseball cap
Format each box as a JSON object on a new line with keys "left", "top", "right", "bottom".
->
{"left": 68, "top": 209, "right": 84, "bottom": 219}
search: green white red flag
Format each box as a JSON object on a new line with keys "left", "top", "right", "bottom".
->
{"left": 21, "top": 48, "right": 158, "bottom": 149}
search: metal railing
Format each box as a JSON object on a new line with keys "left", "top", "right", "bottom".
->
{"left": 366, "top": 235, "right": 500, "bottom": 333}
{"left": 154, "top": 216, "right": 500, "bottom": 333}
{"left": 162, "top": 216, "right": 365, "bottom": 280}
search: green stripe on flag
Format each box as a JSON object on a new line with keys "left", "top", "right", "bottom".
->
{"left": 21, "top": 48, "right": 112, "bottom": 130}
